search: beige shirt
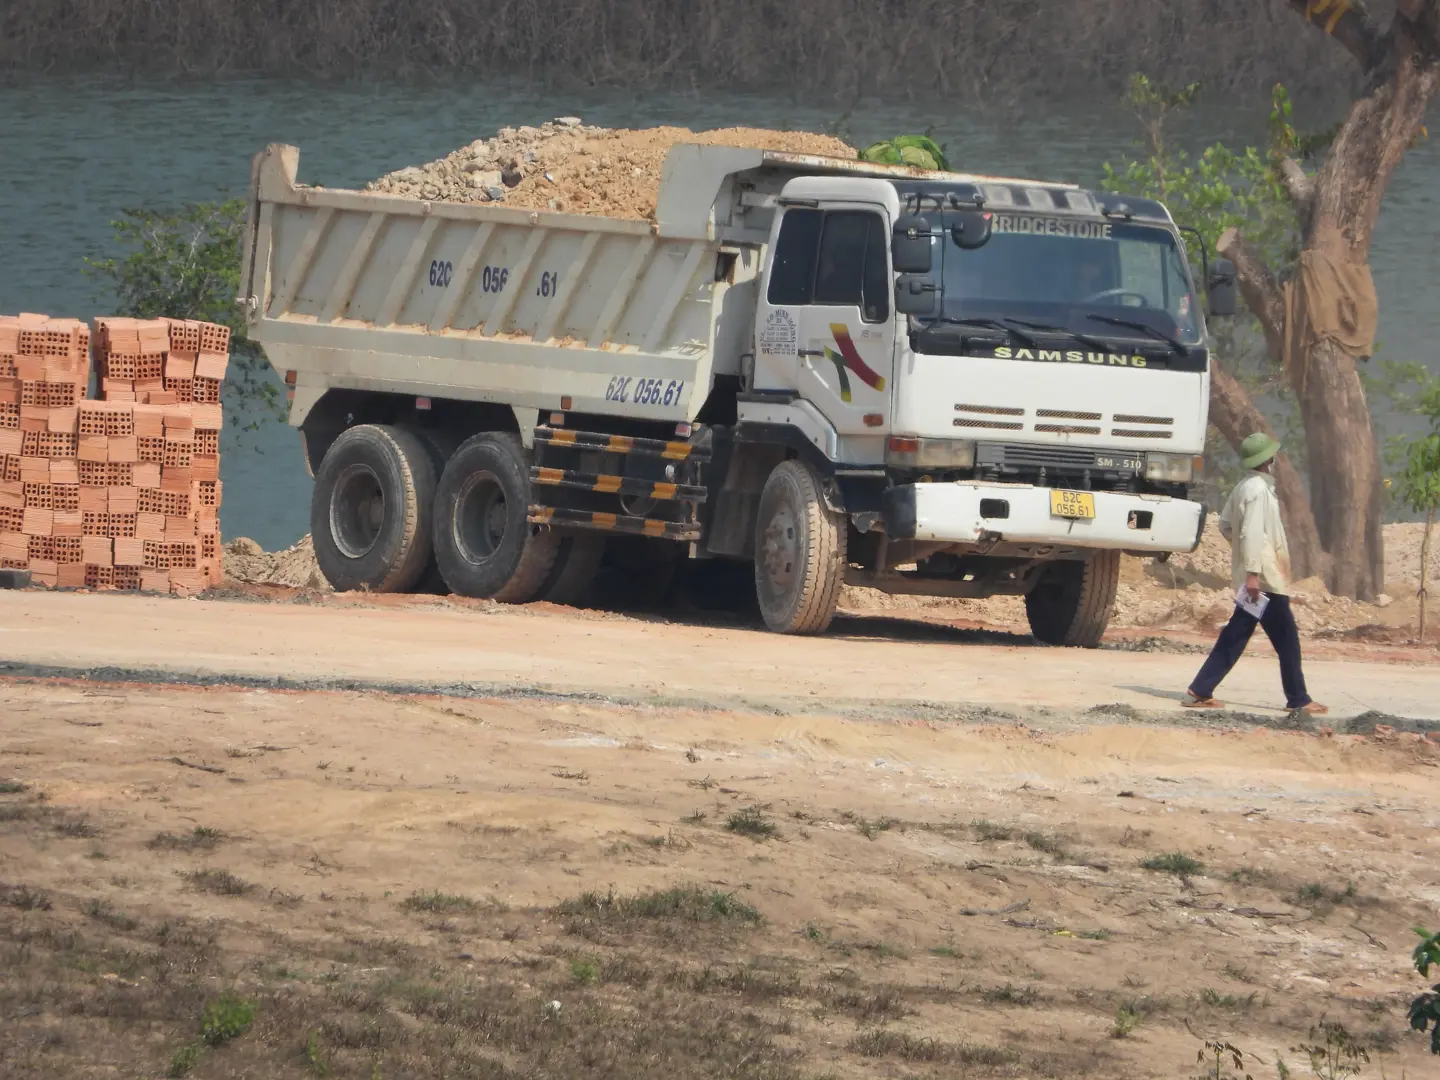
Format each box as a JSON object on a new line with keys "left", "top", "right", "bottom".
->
{"left": 1217, "top": 471, "right": 1292, "bottom": 595}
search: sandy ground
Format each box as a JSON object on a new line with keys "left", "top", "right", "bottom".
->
{"left": 2, "top": 590, "right": 1439, "bottom": 1078}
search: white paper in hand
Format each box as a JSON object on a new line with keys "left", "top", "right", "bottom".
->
{"left": 1235, "top": 585, "right": 1270, "bottom": 619}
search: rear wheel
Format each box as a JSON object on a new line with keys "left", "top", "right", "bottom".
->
{"left": 1024, "top": 551, "right": 1120, "bottom": 647}
{"left": 432, "top": 433, "right": 559, "bottom": 601}
{"left": 310, "top": 424, "right": 435, "bottom": 593}
{"left": 754, "top": 460, "right": 845, "bottom": 634}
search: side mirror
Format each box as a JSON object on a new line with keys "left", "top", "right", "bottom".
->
{"left": 1207, "top": 257, "right": 1238, "bottom": 317}
{"left": 894, "top": 274, "right": 939, "bottom": 317}
{"left": 950, "top": 210, "right": 993, "bottom": 250}
{"left": 892, "top": 214, "right": 933, "bottom": 274}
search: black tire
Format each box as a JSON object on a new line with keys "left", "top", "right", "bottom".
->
{"left": 310, "top": 424, "right": 436, "bottom": 593}
{"left": 406, "top": 426, "right": 462, "bottom": 595}
{"left": 754, "top": 460, "right": 845, "bottom": 634}
{"left": 540, "top": 533, "right": 606, "bottom": 606}
{"left": 1025, "top": 551, "right": 1120, "bottom": 647}
{"left": 432, "top": 432, "right": 559, "bottom": 602}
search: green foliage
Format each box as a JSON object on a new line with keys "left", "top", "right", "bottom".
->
{"left": 1140, "top": 851, "right": 1205, "bottom": 876}
{"left": 1103, "top": 76, "right": 1298, "bottom": 271}
{"left": 1394, "top": 377, "right": 1440, "bottom": 517}
{"left": 724, "top": 805, "right": 778, "bottom": 839}
{"left": 167, "top": 1042, "right": 203, "bottom": 1077}
{"left": 859, "top": 134, "right": 951, "bottom": 171}
{"left": 1111, "top": 1003, "right": 1142, "bottom": 1038}
{"left": 201, "top": 991, "right": 256, "bottom": 1045}
{"left": 1411, "top": 927, "right": 1440, "bottom": 1054}
{"left": 85, "top": 200, "right": 280, "bottom": 426}
{"left": 1103, "top": 76, "right": 1303, "bottom": 504}
{"left": 571, "top": 956, "right": 601, "bottom": 984}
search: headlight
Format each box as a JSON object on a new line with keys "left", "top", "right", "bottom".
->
{"left": 887, "top": 436, "right": 976, "bottom": 469}
{"left": 1145, "top": 452, "right": 1202, "bottom": 483}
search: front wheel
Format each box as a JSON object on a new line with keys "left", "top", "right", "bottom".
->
{"left": 754, "top": 460, "right": 846, "bottom": 634}
{"left": 1024, "top": 551, "right": 1120, "bottom": 647}
{"left": 431, "top": 433, "right": 559, "bottom": 601}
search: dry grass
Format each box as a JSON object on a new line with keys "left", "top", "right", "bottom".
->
{"left": 0, "top": 1, "right": 1353, "bottom": 99}
{"left": 1, "top": 679, "right": 1434, "bottom": 1078}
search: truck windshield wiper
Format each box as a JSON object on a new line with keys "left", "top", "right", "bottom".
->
{"left": 937, "top": 317, "right": 1039, "bottom": 349}
{"left": 1083, "top": 313, "right": 1188, "bottom": 357}
{"left": 999, "top": 317, "right": 1111, "bottom": 353}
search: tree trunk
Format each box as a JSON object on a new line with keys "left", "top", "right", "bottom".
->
{"left": 1421, "top": 507, "right": 1434, "bottom": 641}
{"left": 1294, "top": 338, "right": 1383, "bottom": 598}
{"left": 1232, "top": 1, "right": 1440, "bottom": 599}
{"left": 1208, "top": 361, "right": 1330, "bottom": 581}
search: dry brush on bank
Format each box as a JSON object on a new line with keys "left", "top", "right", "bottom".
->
{"left": 3, "top": 0, "right": 1356, "bottom": 98}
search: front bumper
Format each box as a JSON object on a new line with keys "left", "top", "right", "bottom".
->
{"left": 881, "top": 481, "right": 1204, "bottom": 553}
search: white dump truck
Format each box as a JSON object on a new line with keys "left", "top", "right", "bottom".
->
{"left": 240, "top": 141, "right": 1235, "bottom": 644}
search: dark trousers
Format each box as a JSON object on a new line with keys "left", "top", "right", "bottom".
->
{"left": 1189, "top": 594, "right": 1311, "bottom": 709}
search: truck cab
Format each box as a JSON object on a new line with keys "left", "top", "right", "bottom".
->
{"left": 731, "top": 172, "right": 1232, "bottom": 644}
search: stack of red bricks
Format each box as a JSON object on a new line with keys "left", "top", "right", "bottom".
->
{"left": 1, "top": 313, "right": 225, "bottom": 594}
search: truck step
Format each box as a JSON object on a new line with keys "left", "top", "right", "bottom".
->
{"left": 533, "top": 426, "right": 711, "bottom": 462}
{"left": 528, "top": 506, "right": 702, "bottom": 541}
{"left": 530, "top": 466, "right": 707, "bottom": 503}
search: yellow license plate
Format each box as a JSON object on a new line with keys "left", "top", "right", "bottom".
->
{"left": 1050, "top": 490, "right": 1096, "bottom": 519}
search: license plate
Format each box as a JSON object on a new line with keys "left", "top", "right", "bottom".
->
{"left": 1050, "top": 490, "right": 1096, "bottom": 519}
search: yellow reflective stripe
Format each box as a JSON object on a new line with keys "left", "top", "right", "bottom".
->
{"left": 535, "top": 467, "right": 564, "bottom": 484}
{"left": 651, "top": 482, "right": 678, "bottom": 499}
{"left": 594, "top": 475, "right": 622, "bottom": 493}
{"left": 642, "top": 518, "right": 666, "bottom": 537}
{"left": 607, "top": 435, "right": 634, "bottom": 452}
{"left": 661, "top": 441, "right": 690, "bottom": 459}
{"left": 549, "top": 429, "right": 577, "bottom": 445}
{"left": 592, "top": 512, "right": 618, "bottom": 529}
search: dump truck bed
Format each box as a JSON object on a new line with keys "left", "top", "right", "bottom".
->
{"left": 240, "top": 142, "right": 1071, "bottom": 426}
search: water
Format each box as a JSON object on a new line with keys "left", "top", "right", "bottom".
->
{"left": 2, "top": 75, "right": 1436, "bottom": 548}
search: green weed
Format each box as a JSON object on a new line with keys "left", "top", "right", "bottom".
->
{"left": 1140, "top": 851, "right": 1204, "bottom": 876}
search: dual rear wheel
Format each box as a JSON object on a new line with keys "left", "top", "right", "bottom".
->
{"left": 311, "top": 426, "right": 600, "bottom": 603}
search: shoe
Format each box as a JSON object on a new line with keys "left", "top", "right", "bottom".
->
{"left": 1181, "top": 691, "right": 1223, "bottom": 709}
{"left": 1294, "top": 701, "right": 1329, "bottom": 715}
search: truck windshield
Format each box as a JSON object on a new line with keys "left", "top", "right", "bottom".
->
{"left": 938, "top": 217, "right": 1201, "bottom": 346}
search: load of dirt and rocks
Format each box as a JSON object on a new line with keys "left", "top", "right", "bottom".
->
{"left": 366, "top": 118, "right": 855, "bottom": 221}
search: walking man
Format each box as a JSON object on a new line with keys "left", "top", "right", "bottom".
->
{"left": 1182, "top": 433, "right": 1328, "bottom": 714}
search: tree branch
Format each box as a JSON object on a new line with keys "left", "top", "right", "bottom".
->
{"left": 1395, "top": 0, "right": 1440, "bottom": 58}
{"left": 1216, "top": 227, "right": 1286, "bottom": 363}
{"left": 1284, "top": 0, "right": 1390, "bottom": 72}
{"left": 1276, "top": 156, "right": 1314, "bottom": 218}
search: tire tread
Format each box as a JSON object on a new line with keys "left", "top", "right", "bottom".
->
{"left": 756, "top": 460, "right": 846, "bottom": 634}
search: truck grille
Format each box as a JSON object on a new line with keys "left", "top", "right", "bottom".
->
{"left": 952, "top": 403, "right": 1175, "bottom": 441}
{"left": 974, "top": 442, "right": 1145, "bottom": 492}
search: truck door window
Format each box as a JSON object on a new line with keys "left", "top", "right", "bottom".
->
{"left": 767, "top": 208, "right": 823, "bottom": 305}
{"left": 814, "top": 211, "right": 889, "bottom": 324}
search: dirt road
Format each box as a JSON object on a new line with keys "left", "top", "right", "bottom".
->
{"left": 3, "top": 590, "right": 1439, "bottom": 721}
{"left": 2, "top": 590, "right": 1439, "bottom": 1079}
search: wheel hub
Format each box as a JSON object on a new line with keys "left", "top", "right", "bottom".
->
{"left": 761, "top": 504, "right": 799, "bottom": 591}
{"left": 330, "top": 464, "right": 385, "bottom": 559}
{"left": 455, "top": 471, "right": 508, "bottom": 564}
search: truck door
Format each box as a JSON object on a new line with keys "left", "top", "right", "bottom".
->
{"left": 755, "top": 205, "right": 895, "bottom": 435}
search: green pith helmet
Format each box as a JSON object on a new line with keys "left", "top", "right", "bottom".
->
{"left": 1240, "top": 432, "right": 1281, "bottom": 469}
